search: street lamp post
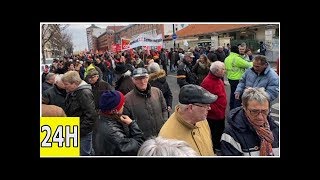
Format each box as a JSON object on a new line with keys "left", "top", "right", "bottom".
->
{"left": 173, "top": 24, "right": 176, "bottom": 49}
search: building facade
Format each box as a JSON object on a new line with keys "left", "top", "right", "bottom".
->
{"left": 86, "top": 24, "right": 106, "bottom": 52}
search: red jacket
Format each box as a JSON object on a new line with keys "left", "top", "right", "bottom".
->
{"left": 201, "top": 72, "right": 227, "bottom": 120}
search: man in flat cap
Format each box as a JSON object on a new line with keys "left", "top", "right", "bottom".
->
{"left": 159, "top": 84, "right": 218, "bottom": 156}
{"left": 123, "top": 68, "right": 168, "bottom": 140}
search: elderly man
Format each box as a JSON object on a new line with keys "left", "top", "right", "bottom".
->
{"left": 62, "top": 71, "right": 98, "bottom": 156}
{"left": 220, "top": 87, "right": 279, "bottom": 156}
{"left": 159, "top": 84, "right": 218, "bottom": 156}
{"left": 42, "top": 73, "right": 56, "bottom": 92}
{"left": 123, "top": 68, "right": 168, "bottom": 140}
{"left": 176, "top": 52, "right": 199, "bottom": 88}
{"left": 42, "top": 74, "right": 67, "bottom": 110}
{"left": 87, "top": 69, "right": 113, "bottom": 110}
{"left": 201, "top": 61, "right": 227, "bottom": 154}
{"left": 235, "top": 55, "right": 279, "bottom": 103}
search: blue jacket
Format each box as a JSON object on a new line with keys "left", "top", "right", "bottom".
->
{"left": 235, "top": 64, "right": 279, "bottom": 102}
{"left": 220, "top": 107, "right": 279, "bottom": 156}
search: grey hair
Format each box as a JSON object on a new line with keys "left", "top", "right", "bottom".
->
{"left": 241, "top": 87, "right": 270, "bottom": 108}
{"left": 147, "top": 62, "right": 160, "bottom": 73}
{"left": 240, "top": 42, "right": 247, "bottom": 47}
{"left": 54, "top": 74, "right": 63, "bottom": 83}
{"left": 210, "top": 60, "right": 224, "bottom": 74}
{"left": 253, "top": 55, "right": 268, "bottom": 64}
{"left": 137, "top": 136, "right": 198, "bottom": 156}
{"left": 176, "top": 103, "right": 189, "bottom": 111}
{"left": 45, "top": 73, "right": 56, "bottom": 81}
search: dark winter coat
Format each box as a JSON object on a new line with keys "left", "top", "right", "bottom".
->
{"left": 42, "top": 81, "right": 53, "bottom": 92}
{"left": 94, "top": 115, "right": 144, "bottom": 156}
{"left": 192, "top": 61, "right": 210, "bottom": 85}
{"left": 123, "top": 84, "right": 168, "bottom": 140}
{"left": 149, "top": 69, "right": 173, "bottom": 108}
{"left": 220, "top": 107, "right": 279, "bottom": 156}
{"left": 177, "top": 59, "right": 199, "bottom": 88}
{"left": 64, "top": 81, "right": 98, "bottom": 137}
{"left": 42, "top": 84, "right": 67, "bottom": 110}
{"left": 215, "top": 51, "right": 226, "bottom": 62}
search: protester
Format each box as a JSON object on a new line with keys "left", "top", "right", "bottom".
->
{"left": 224, "top": 46, "right": 252, "bottom": 110}
{"left": 220, "top": 87, "right": 279, "bottom": 156}
{"left": 201, "top": 61, "right": 227, "bottom": 154}
{"left": 235, "top": 55, "right": 279, "bottom": 103}
{"left": 148, "top": 62, "right": 173, "bottom": 116}
{"left": 137, "top": 136, "right": 198, "bottom": 156}
{"left": 159, "top": 84, "right": 217, "bottom": 156}
{"left": 94, "top": 90, "right": 144, "bottom": 156}
{"left": 123, "top": 68, "right": 168, "bottom": 140}
{"left": 177, "top": 52, "right": 199, "bottom": 87}
{"left": 87, "top": 69, "right": 113, "bottom": 110}
{"left": 62, "top": 71, "right": 97, "bottom": 156}
{"left": 42, "top": 73, "right": 56, "bottom": 92}
{"left": 42, "top": 74, "right": 67, "bottom": 110}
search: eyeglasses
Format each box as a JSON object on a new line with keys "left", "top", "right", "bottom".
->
{"left": 193, "top": 103, "right": 210, "bottom": 108}
{"left": 247, "top": 108, "right": 270, "bottom": 117}
{"left": 88, "top": 75, "right": 98, "bottom": 79}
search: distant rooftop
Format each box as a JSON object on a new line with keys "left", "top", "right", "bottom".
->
{"left": 106, "top": 25, "right": 127, "bottom": 33}
{"left": 176, "top": 24, "right": 257, "bottom": 38}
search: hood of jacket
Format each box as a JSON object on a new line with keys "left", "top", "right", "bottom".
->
{"left": 70, "top": 80, "right": 92, "bottom": 96}
{"left": 149, "top": 69, "right": 166, "bottom": 83}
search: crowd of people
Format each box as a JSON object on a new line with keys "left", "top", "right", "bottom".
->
{"left": 41, "top": 42, "right": 279, "bottom": 157}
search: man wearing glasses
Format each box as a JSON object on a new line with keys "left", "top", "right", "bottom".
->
{"left": 220, "top": 87, "right": 279, "bottom": 156}
{"left": 159, "top": 84, "right": 218, "bottom": 156}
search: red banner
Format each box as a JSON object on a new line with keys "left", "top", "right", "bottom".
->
{"left": 112, "top": 44, "right": 122, "bottom": 53}
{"left": 111, "top": 44, "right": 116, "bottom": 52}
{"left": 116, "top": 44, "right": 121, "bottom": 52}
{"left": 121, "top": 38, "right": 131, "bottom": 51}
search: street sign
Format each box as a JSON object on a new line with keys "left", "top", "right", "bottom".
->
{"left": 172, "top": 33, "right": 177, "bottom": 40}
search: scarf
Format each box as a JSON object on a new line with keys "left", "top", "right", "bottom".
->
{"left": 246, "top": 114, "right": 274, "bottom": 156}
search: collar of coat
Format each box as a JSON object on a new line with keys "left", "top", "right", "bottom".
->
{"left": 149, "top": 69, "right": 166, "bottom": 81}
{"left": 133, "top": 83, "right": 152, "bottom": 98}
{"left": 174, "top": 105, "right": 199, "bottom": 129}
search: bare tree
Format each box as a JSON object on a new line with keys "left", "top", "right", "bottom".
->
{"left": 41, "top": 24, "right": 69, "bottom": 64}
{"left": 61, "top": 32, "right": 73, "bottom": 55}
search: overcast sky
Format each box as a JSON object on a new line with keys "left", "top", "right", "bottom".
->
{"left": 66, "top": 23, "right": 128, "bottom": 51}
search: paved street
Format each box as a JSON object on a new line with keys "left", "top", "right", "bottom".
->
{"left": 165, "top": 67, "right": 279, "bottom": 122}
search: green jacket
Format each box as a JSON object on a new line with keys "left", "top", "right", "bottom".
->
{"left": 224, "top": 52, "right": 252, "bottom": 80}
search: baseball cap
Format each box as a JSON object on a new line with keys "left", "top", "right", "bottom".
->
{"left": 132, "top": 68, "right": 149, "bottom": 78}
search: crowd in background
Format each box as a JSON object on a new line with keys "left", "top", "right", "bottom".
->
{"left": 41, "top": 41, "right": 279, "bottom": 157}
